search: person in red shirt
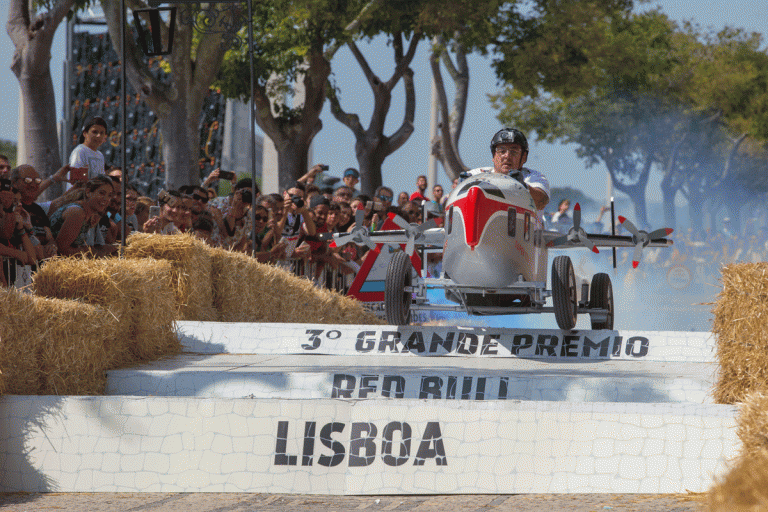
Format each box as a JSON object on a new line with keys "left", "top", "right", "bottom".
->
{"left": 410, "top": 175, "right": 428, "bottom": 202}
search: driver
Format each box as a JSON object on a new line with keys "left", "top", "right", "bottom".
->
{"left": 468, "top": 128, "right": 550, "bottom": 212}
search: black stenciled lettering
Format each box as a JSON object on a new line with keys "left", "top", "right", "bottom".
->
{"left": 612, "top": 336, "right": 623, "bottom": 356}
{"left": 625, "top": 336, "right": 649, "bottom": 358}
{"left": 331, "top": 374, "right": 355, "bottom": 398}
{"left": 511, "top": 334, "right": 533, "bottom": 355}
{"left": 475, "top": 378, "right": 486, "bottom": 400}
{"left": 359, "top": 375, "right": 379, "bottom": 398}
{"left": 582, "top": 336, "right": 611, "bottom": 357}
{"left": 535, "top": 334, "right": 558, "bottom": 356}
{"left": 420, "top": 376, "right": 443, "bottom": 398}
{"left": 355, "top": 331, "right": 376, "bottom": 352}
{"left": 481, "top": 334, "right": 500, "bottom": 355}
{"left": 382, "top": 376, "right": 405, "bottom": 398}
{"left": 499, "top": 377, "right": 509, "bottom": 399}
{"left": 414, "top": 422, "right": 447, "bottom": 466}
{"left": 302, "top": 422, "right": 316, "bottom": 466}
{"left": 274, "top": 421, "right": 298, "bottom": 466}
{"left": 349, "top": 422, "right": 378, "bottom": 467}
{"left": 561, "top": 335, "right": 580, "bottom": 357}
{"left": 429, "top": 331, "right": 456, "bottom": 353}
{"left": 457, "top": 333, "right": 479, "bottom": 355}
{"left": 318, "top": 422, "right": 345, "bottom": 467}
{"left": 382, "top": 422, "right": 412, "bottom": 467}
{"left": 461, "top": 376, "right": 473, "bottom": 399}
{"left": 446, "top": 376, "right": 457, "bottom": 400}
{"left": 379, "top": 331, "right": 401, "bottom": 353}
{"left": 302, "top": 329, "right": 324, "bottom": 350}
{"left": 405, "top": 331, "right": 425, "bottom": 353}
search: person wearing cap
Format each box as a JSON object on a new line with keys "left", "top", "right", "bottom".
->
{"left": 338, "top": 168, "right": 359, "bottom": 196}
{"left": 69, "top": 116, "right": 108, "bottom": 179}
{"left": 468, "top": 128, "right": 550, "bottom": 211}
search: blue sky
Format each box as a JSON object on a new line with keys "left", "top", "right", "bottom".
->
{"left": 0, "top": 0, "right": 765, "bottom": 206}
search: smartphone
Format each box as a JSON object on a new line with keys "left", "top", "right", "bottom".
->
{"left": 70, "top": 167, "right": 88, "bottom": 183}
{"left": 218, "top": 170, "right": 236, "bottom": 181}
{"left": 365, "top": 201, "right": 373, "bottom": 210}
{"left": 149, "top": 206, "right": 161, "bottom": 219}
{"left": 320, "top": 164, "right": 329, "bottom": 171}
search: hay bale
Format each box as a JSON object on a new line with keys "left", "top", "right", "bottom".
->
{"left": 712, "top": 263, "right": 768, "bottom": 404}
{"left": 125, "top": 232, "right": 217, "bottom": 321}
{"left": 0, "top": 287, "right": 117, "bottom": 395}
{"left": 707, "top": 450, "right": 768, "bottom": 512}
{"left": 708, "top": 393, "right": 768, "bottom": 511}
{"left": 33, "top": 256, "right": 179, "bottom": 367}
{"left": 208, "top": 246, "right": 382, "bottom": 324}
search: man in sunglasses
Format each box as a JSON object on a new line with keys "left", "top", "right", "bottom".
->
{"left": 468, "top": 128, "right": 550, "bottom": 211}
{"left": 10, "top": 165, "right": 57, "bottom": 257}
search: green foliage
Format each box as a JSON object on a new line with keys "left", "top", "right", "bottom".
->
{"left": 0, "top": 140, "right": 18, "bottom": 167}
{"left": 216, "top": 0, "right": 358, "bottom": 104}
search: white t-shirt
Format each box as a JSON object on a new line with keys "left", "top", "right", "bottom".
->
{"left": 467, "top": 166, "right": 551, "bottom": 202}
{"left": 69, "top": 144, "right": 106, "bottom": 179}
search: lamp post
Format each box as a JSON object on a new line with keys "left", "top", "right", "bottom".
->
{"left": 119, "top": 0, "right": 255, "bottom": 253}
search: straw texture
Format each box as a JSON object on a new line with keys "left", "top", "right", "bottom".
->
{"left": 33, "top": 256, "right": 179, "bottom": 367}
{"left": 712, "top": 263, "right": 768, "bottom": 404}
{"left": 207, "top": 246, "right": 382, "bottom": 324}
{"left": 0, "top": 287, "right": 117, "bottom": 395}
{"left": 125, "top": 232, "right": 217, "bottom": 321}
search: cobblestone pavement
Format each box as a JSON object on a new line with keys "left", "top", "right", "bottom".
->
{"left": 0, "top": 493, "right": 706, "bottom": 511}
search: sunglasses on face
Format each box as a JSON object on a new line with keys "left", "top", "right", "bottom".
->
{"left": 21, "top": 177, "right": 43, "bottom": 185}
{"left": 377, "top": 194, "right": 393, "bottom": 202}
{"left": 192, "top": 194, "right": 208, "bottom": 203}
{"left": 253, "top": 215, "right": 268, "bottom": 222}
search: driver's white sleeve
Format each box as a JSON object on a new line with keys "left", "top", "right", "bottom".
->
{"left": 524, "top": 168, "right": 550, "bottom": 198}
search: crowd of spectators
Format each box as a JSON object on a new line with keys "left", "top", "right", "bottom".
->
{"left": 0, "top": 117, "right": 452, "bottom": 289}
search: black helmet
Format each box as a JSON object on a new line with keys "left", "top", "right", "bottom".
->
{"left": 490, "top": 128, "right": 528, "bottom": 155}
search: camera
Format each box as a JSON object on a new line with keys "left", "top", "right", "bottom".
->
{"left": 0, "top": 179, "right": 12, "bottom": 192}
{"left": 320, "top": 165, "right": 329, "bottom": 171}
{"left": 218, "top": 170, "right": 236, "bottom": 181}
{"left": 291, "top": 195, "right": 305, "bottom": 209}
{"left": 240, "top": 189, "right": 253, "bottom": 204}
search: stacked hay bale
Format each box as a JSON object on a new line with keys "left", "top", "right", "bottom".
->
{"left": 125, "top": 232, "right": 217, "bottom": 321}
{"left": 708, "top": 393, "right": 768, "bottom": 511}
{"left": 207, "top": 246, "right": 381, "bottom": 324}
{"left": 0, "top": 287, "right": 118, "bottom": 394}
{"left": 33, "top": 257, "right": 179, "bottom": 368}
{"left": 712, "top": 262, "right": 768, "bottom": 404}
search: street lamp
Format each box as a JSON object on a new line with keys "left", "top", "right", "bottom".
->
{"left": 133, "top": 7, "right": 176, "bottom": 57}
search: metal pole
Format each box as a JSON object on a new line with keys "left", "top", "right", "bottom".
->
{"left": 248, "top": 0, "right": 256, "bottom": 256}
{"left": 611, "top": 196, "right": 616, "bottom": 269}
{"left": 120, "top": 0, "right": 128, "bottom": 250}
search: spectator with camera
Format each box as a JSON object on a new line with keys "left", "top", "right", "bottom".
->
{"left": 9, "top": 165, "right": 57, "bottom": 259}
{"left": 221, "top": 186, "right": 252, "bottom": 249}
{"left": 49, "top": 175, "right": 118, "bottom": 257}
{"left": 0, "top": 179, "right": 38, "bottom": 273}
{"left": 275, "top": 182, "right": 315, "bottom": 260}
{"left": 143, "top": 189, "right": 183, "bottom": 234}
{"left": 211, "top": 177, "right": 258, "bottom": 218}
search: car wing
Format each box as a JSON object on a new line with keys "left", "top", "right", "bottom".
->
{"left": 542, "top": 230, "right": 673, "bottom": 249}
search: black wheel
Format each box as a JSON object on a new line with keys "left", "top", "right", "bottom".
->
{"left": 552, "top": 255, "right": 577, "bottom": 330}
{"left": 385, "top": 251, "right": 413, "bottom": 325}
{"left": 589, "top": 272, "right": 614, "bottom": 330}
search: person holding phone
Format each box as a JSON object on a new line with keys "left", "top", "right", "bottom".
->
{"left": 69, "top": 116, "right": 108, "bottom": 180}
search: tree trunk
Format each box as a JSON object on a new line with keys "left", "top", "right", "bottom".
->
{"left": 429, "top": 36, "right": 469, "bottom": 181}
{"left": 606, "top": 156, "right": 652, "bottom": 229}
{"left": 7, "top": 0, "right": 73, "bottom": 200}
{"left": 328, "top": 34, "right": 419, "bottom": 196}
{"left": 103, "top": 0, "right": 237, "bottom": 189}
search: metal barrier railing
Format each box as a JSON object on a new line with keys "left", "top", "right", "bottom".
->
{"left": 2, "top": 257, "right": 34, "bottom": 290}
{"left": 278, "top": 258, "right": 355, "bottom": 294}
